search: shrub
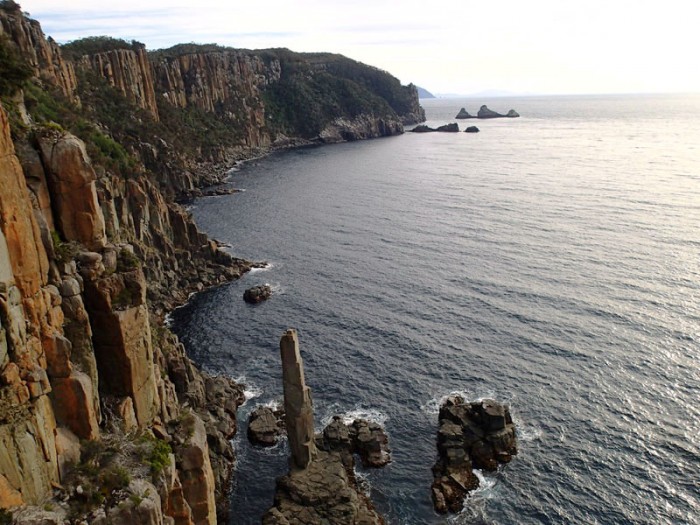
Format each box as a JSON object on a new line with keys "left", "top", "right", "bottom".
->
{"left": 146, "top": 439, "right": 171, "bottom": 474}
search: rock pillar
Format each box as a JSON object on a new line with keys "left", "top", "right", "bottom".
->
{"left": 279, "top": 329, "right": 316, "bottom": 470}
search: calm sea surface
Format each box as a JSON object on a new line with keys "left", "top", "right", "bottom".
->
{"left": 171, "top": 94, "right": 700, "bottom": 524}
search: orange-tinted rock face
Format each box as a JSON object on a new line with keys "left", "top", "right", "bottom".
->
{"left": 0, "top": 107, "right": 49, "bottom": 297}
{"left": 37, "top": 132, "right": 107, "bottom": 251}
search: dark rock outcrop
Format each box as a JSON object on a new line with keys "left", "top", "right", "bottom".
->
{"left": 437, "top": 123, "right": 459, "bottom": 132}
{"left": 264, "top": 330, "right": 386, "bottom": 524}
{"left": 465, "top": 126, "right": 480, "bottom": 133}
{"left": 319, "top": 416, "right": 391, "bottom": 469}
{"left": 247, "top": 405, "right": 285, "bottom": 446}
{"left": 476, "top": 105, "right": 520, "bottom": 119}
{"left": 431, "top": 396, "right": 517, "bottom": 514}
{"left": 455, "top": 108, "right": 474, "bottom": 119}
{"left": 243, "top": 284, "right": 272, "bottom": 304}
{"left": 410, "top": 125, "right": 436, "bottom": 133}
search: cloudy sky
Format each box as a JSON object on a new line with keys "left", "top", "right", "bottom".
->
{"left": 19, "top": 0, "right": 700, "bottom": 96}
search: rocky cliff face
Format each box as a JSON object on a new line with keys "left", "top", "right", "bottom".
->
{"left": 0, "top": 6, "right": 425, "bottom": 522}
{"left": 0, "top": 7, "right": 77, "bottom": 101}
{"left": 78, "top": 44, "right": 159, "bottom": 120}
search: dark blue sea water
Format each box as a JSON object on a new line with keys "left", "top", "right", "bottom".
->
{"left": 171, "top": 94, "right": 700, "bottom": 524}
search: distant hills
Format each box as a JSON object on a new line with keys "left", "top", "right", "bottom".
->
{"left": 416, "top": 86, "right": 436, "bottom": 99}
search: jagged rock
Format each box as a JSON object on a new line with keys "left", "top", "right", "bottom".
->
{"left": 79, "top": 44, "right": 159, "bottom": 120}
{"left": 174, "top": 413, "right": 217, "bottom": 525}
{"left": 54, "top": 426, "right": 80, "bottom": 481}
{"left": 437, "top": 123, "right": 459, "bottom": 132}
{"left": 348, "top": 419, "right": 391, "bottom": 468}
{"left": 266, "top": 331, "right": 386, "bottom": 524}
{"left": 465, "top": 126, "right": 480, "bottom": 133}
{"left": 93, "top": 480, "right": 165, "bottom": 525}
{"left": 455, "top": 108, "right": 474, "bottom": 119}
{"left": 11, "top": 505, "right": 68, "bottom": 524}
{"left": 431, "top": 396, "right": 517, "bottom": 514}
{"left": 243, "top": 284, "right": 272, "bottom": 304}
{"left": 410, "top": 125, "right": 436, "bottom": 132}
{"left": 263, "top": 450, "right": 384, "bottom": 525}
{"left": 318, "top": 115, "right": 404, "bottom": 143}
{"left": 36, "top": 132, "right": 107, "bottom": 251}
{"left": 247, "top": 405, "right": 285, "bottom": 446}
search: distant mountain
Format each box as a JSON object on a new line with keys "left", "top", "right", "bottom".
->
{"left": 416, "top": 86, "right": 436, "bottom": 99}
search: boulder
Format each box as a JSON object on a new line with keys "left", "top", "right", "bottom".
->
{"left": 506, "top": 109, "right": 520, "bottom": 118}
{"left": 436, "top": 123, "right": 459, "bottom": 132}
{"left": 247, "top": 405, "right": 285, "bottom": 446}
{"left": 455, "top": 108, "right": 474, "bottom": 119}
{"left": 431, "top": 396, "right": 517, "bottom": 514}
{"left": 243, "top": 284, "right": 272, "bottom": 304}
{"left": 465, "top": 126, "right": 480, "bottom": 133}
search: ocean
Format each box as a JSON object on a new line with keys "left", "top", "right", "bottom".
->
{"left": 170, "top": 94, "right": 700, "bottom": 524}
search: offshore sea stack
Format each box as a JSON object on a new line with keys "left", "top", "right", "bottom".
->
{"left": 431, "top": 396, "right": 517, "bottom": 514}
{"left": 263, "top": 330, "right": 387, "bottom": 525}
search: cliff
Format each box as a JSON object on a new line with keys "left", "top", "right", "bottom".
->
{"left": 0, "top": 3, "right": 424, "bottom": 523}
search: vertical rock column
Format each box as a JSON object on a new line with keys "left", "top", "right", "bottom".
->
{"left": 280, "top": 329, "right": 316, "bottom": 470}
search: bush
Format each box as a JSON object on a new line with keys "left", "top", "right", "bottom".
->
{"left": 146, "top": 438, "right": 171, "bottom": 474}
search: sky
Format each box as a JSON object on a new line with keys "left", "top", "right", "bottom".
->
{"left": 18, "top": 0, "right": 700, "bottom": 96}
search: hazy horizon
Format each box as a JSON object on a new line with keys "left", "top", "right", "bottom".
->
{"left": 17, "top": 0, "right": 700, "bottom": 97}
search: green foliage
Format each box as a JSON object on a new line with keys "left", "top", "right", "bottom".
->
{"left": 61, "top": 36, "right": 143, "bottom": 60}
{"left": 98, "top": 464, "right": 131, "bottom": 494}
{"left": 113, "top": 287, "right": 134, "bottom": 309}
{"left": 117, "top": 248, "right": 140, "bottom": 272}
{"left": 51, "top": 230, "right": 78, "bottom": 263}
{"left": 146, "top": 438, "right": 171, "bottom": 474}
{"left": 260, "top": 49, "right": 406, "bottom": 138}
{"left": 23, "top": 81, "right": 68, "bottom": 124}
{"left": 0, "top": 34, "right": 33, "bottom": 97}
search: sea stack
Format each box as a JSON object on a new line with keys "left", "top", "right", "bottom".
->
{"left": 264, "top": 331, "right": 386, "bottom": 524}
{"left": 280, "top": 328, "right": 317, "bottom": 469}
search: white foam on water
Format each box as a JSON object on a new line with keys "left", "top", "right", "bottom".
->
{"left": 252, "top": 435, "right": 288, "bottom": 457}
{"left": 319, "top": 404, "right": 389, "bottom": 429}
{"left": 249, "top": 263, "right": 273, "bottom": 273}
{"left": 236, "top": 376, "right": 263, "bottom": 404}
{"left": 353, "top": 469, "right": 371, "bottom": 497}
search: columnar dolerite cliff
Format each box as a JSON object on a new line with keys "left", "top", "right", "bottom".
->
{"left": 0, "top": 2, "right": 424, "bottom": 522}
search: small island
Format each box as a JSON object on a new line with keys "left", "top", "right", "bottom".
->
{"left": 455, "top": 105, "right": 520, "bottom": 119}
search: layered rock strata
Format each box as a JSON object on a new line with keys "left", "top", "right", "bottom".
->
{"left": 431, "top": 396, "right": 517, "bottom": 514}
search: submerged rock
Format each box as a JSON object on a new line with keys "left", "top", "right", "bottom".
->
{"left": 431, "top": 396, "right": 517, "bottom": 514}
{"left": 465, "top": 126, "right": 480, "bottom": 133}
{"left": 243, "top": 284, "right": 272, "bottom": 303}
